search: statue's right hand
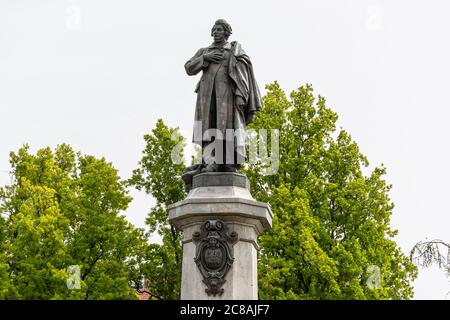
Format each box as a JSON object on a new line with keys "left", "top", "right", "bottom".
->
{"left": 203, "top": 51, "right": 224, "bottom": 63}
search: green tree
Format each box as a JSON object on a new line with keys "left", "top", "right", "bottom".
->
{"left": 129, "top": 119, "right": 186, "bottom": 299}
{"left": 0, "top": 144, "right": 145, "bottom": 299}
{"left": 246, "top": 82, "right": 417, "bottom": 299}
{"left": 133, "top": 83, "right": 417, "bottom": 299}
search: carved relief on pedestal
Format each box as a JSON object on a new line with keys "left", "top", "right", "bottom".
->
{"left": 192, "top": 219, "right": 238, "bottom": 296}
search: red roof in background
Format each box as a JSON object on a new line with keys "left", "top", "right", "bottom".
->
{"left": 136, "top": 289, "right": 153, "bottom": 300}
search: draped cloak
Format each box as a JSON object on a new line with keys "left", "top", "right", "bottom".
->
{"left": 184, "top": 41, "right": 262, "bottom": 148}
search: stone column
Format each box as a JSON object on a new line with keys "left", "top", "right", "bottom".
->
{"left": 168, "top": 172, "right": 273, "bottom": 300}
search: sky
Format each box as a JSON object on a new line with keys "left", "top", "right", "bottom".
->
{"left": 0, "top": 0, "right": 449, "bottom": 299}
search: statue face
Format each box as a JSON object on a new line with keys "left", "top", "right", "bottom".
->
{"left": 212, "top": 24, "right": 226, "bottom": 43}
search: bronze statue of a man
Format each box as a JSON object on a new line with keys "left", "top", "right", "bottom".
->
{"left": 184, "top": 19, "right": 262, "bottom": 179}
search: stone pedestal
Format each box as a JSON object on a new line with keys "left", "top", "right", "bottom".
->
{"left": 168, "top": 172, "right": 273, "bottom": 300}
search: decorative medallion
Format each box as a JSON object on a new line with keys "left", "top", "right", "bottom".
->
{"left": 192, "top": 219, "right": 238, "bottom": 296}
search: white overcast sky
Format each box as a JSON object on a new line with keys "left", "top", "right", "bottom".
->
{"left": 1, "top": 0, "right": 449, "bottom": 299}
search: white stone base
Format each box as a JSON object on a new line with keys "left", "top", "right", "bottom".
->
{"left": 168, "top": 173, "right": 273, "bottom": 300}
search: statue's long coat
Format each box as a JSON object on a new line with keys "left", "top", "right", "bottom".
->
{"left": 185, "top": 41, "right": 262, "bottom": 146}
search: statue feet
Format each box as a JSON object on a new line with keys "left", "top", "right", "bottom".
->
{"left": 201, "top": 164, "right": 239, "bottom": 173}
{"left": 201, "top": 163, "right": 218, "bottom": 173}
{"left": 182, "top": 164, "right": 204, "bottom": 192}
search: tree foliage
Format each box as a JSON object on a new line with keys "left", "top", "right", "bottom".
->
{"left": 0, "top": 144, "right": 145, "bottom": 299}
{"left": 129, "top": 119, "right": 186, "bottom": 299}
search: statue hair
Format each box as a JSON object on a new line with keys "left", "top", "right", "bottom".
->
{"left": 211, "top": 19, "right": 232, "bottom": 39}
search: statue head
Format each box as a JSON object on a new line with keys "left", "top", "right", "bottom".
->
{"left": 211, "top": 19, "right": 232, "bottom": 43}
